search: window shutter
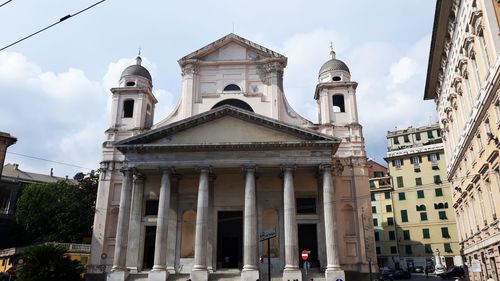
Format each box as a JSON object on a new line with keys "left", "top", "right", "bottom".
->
{"left": 410, "top": 157, "right": 414, "bottom": 164}
{"left": 427, "top": 154, "right": 431, "bottom": 161}
{"left": 418, "top": 156, "right": 422, "bottom": 163}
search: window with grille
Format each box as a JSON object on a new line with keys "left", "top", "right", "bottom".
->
{"left": 444, "top": 243, "right": 452, "bottom": 253}
{"left": 417, "top": 190, "right": 425, "bottom": 198}
{"left": 439, "top": 211, "right": 447, "bottom": 220}
{"left": 399, "top": 192, "right": 406, "bottom": 200}
{"left": 401, "top": 210, "right": 408, "bottom": 222}
{"left": 441, "top": 227, "right": 450, "bottom": 238}
{"left": 435, "top": 188, "right": 443, "bottom": 197}
{"left": 389, "top": 231, "right": 395, "bottom": 240}
{"left": 420, "top": 212, "right": 428, "bottom": 221}
{"left": 403, "top": 230, "right": 411, "bottom": 240}
{"left": 397, "top": 176, "right": 404, "bottom": 188}
{"left": 386, "top": 205, "right": 392, "bottom": 212}
{"left": 422, "top": 228, "right": 430, "bottom": 239}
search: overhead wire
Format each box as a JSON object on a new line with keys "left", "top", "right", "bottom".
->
{"left": 7, "top": 151, "right": 93, "bottom": 171}
{"left": 0, "top": 0, "right": 12, "bottom": 8}
{"left": 0, "top": 0, "right": 106, "bottom": 52}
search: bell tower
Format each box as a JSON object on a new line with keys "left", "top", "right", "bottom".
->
{"left": 107, "top": 55, "right": 157, "bottom": 142}
{"left": 314, "top": 49, "right": 359, "bottom": 126}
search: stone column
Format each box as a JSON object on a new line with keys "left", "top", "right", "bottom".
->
{"left": 321, "top": 164, "right": 345, "bottom": 281}
{"left": 242, "top": 166, "right": 259, "bottom": 281}
{"left": 110, "top": 168, "right": 133, "bottom": 281}
{"left": 282, "top": 166, "right": 301, "bottom": 281}
{"left": 126, "top": 174, "right": 145, "bottom": 272}
{"left": 166, "top": 175, "right": 181, "bottom": 273}
{"left": 149, "top": 170, "right": 172, "bottom": 281}
{"left": 207, "top": 174, "right": 216, "bottom": 272}
{"left": 191, "top": 168, "right": 210, "bottom": 281}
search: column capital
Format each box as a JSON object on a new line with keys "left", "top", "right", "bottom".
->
{"left": 120, "top": 166, "right": 134, "bottom": 176}
{"left": 196, "top": 166, "right": 212, "bottom": 174}
{"left": 332, "top": 159, "right": 344, "bottom": 176}
{"left": 242, "top": 164, "right": 257, "bottom": 172}
{"left": 280, "top": 164, "right": 296, "bottom": 172}
{"left": 133, "top": 172, "right": 145, "bottom": 182}
{"left": 159, "top": 167, "right": 175, "bottom": 175}
{"left": 319, "top": 163, "right": 332, "bottom": 171}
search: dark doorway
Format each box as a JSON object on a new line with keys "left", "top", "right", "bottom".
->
{"left": 142, "top": 226, "right": 156, "bottom": 269}
{"left": 298, "top": 224, "right": 319, "bottom": 268}
{"left": 217, "top": 211, "right": 243, "bottom": 268}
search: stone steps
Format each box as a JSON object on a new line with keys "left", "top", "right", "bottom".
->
{"left": 124, "top": 270, "right": 326, "bottom": 281}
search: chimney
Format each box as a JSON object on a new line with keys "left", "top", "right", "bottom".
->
{"left": 13, "top": 163, "right": 19, "bottom": 170}
{"left": 50, "top": 168, "right": 53, "bottom": 177}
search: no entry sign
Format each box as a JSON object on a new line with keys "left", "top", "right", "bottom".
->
{"left": 301, "top": 250, "right": 309, "bottom": 261}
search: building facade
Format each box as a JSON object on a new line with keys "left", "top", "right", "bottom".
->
{"left": 368, "top": 160, "right": 399, "bottom": 269}
{"left": 385, "top": 124, "right": 461, "bottom": 270}
{"left": 90, "top": 34, "right": 376, "bottom": 281}
{"left": 424, "top": 0, "right": 500, "bottom": 280}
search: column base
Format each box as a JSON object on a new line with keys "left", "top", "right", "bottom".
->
{"left": 283, "top": 268, "right": 302, "bottom": 281}
{"left": 149, "top": 269, "right": 169, "bottom": 281}
{"left": 107, "top": 269, "right": 129, "bottom": 281}
{"left": 325, "top": 268, "right": 345, "bottom": 281}
{"left": 190, "top": 269, "right": 209, "bottom": 281}
{"left": 241, "top": 269, "right": 259, "bottom": 281}
{"left": 166, "top": 266, "right": 176, "bottom": 274}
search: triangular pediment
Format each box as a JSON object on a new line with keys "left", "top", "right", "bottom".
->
{"left": 178, "top": 33, "right": 287, "bottom": 64}
{"left": 115, "top": 105, "right": 339, "bottom": 152}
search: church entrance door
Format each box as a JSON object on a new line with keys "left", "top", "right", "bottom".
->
{"left": 142, "top": 226, "right": 156, "bottom": 269}
{"left": 298, "top": 223, "right": 319, "bottom": 268}
{"left": 217, "top": 211, "right": 243, "bottom": 269}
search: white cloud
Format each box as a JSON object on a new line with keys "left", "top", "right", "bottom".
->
{"left": 389, "top": 57, "right": 418, "bottom": 85}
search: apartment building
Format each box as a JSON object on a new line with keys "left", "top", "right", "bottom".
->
{"left": 385, "top": 124, "right": 461, "bottom": 270}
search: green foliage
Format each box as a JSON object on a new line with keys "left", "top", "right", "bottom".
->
{"left": 17, "top": 244, "right": 84, "bottom": 281}
{"left": 15, "top": 171, "right": 98, "bottom": 243}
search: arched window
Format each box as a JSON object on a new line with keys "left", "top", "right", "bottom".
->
{"left": 180, "top": 210, "right": 196, "bottom": 258}
{"left": 212, "top": 99, "right": 254, "bottom": 112}
{"left": 332, "top": 94, "right": 345, "bottom": 112}
{"left": 145, "top": 104, "right": 152, "bottom": 127}
{"left": 342, "top": 204, "right": 356, "bottom": 235}
{"left": 223, "top": 84, "right": 241, "bottom": 91}
{"left": 123, "top": 99, "right": 134, "bottom": 118}
{"left": 262, "top": 209, "right": 279, "bottom": 257}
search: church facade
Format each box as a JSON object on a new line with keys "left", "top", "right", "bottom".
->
{"left": 90, "top": 34, "right": 375, "bottom": 281}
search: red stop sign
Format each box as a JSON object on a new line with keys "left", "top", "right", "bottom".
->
{"left": 301, "top": 250, "right": 309, "bottom": 261}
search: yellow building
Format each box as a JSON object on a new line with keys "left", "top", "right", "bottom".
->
{"left": 424, "top": 0, "right": 500, "bottom": 280}
{"left": 368, "top": 160, "right": 399, "bottom": 269}
{"left": 0, "top": 243, "right": 91, "bottom": 274}
{"left": 385, "top": 124, "right": 461, "bottom": 270}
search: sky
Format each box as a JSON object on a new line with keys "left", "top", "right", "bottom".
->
{"left": 0, "top": 0, "right": 438, "bottom": 178}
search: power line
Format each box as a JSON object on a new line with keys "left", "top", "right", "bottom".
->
{"left": 0, "top": 0, "right": 106, "bottom": 52}
{"left": 7, "top": 151, "right": 93, "bottom": 171}
{"left": 0, "top": 0, "right": 12, "bottom": 8}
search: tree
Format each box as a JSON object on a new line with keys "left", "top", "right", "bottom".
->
{"left": 17, "top": 244, "right": 84, "bottom": 281}
{"left": 15, "top": 171, "right": 98, "bottom": 243}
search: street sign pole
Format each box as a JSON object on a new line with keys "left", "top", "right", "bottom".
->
{"left": 260, "top": 228, "right": 277, "bottom": 281}
{"left": 268, "top": 238, "right": 271, "bottom": 281}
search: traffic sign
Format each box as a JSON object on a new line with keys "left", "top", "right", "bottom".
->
{"left": 301, "top": 250, "right": 309, "bottom": 261}
{"left": 259, "top": 228, "right": 276, "bottom": 241}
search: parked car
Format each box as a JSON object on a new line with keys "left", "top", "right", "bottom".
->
{"left": 435, "top": 264, "right": 446, "bottom": 275}
{"left": 438, "top": 266, "right": 465, "bottom": 279}
{"left": 393, "top": 269, "right": 411, "bottom": 279}
{"left": 379, "top": 267, "right": 395, "bottom": 280}
{"left": 414, "top": 266, "right": 424, "bottom": 273}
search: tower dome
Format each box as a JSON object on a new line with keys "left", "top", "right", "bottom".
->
{"left": 120, "top": 56, "right": 152, "bottom": 81}
{"left": 119, "top": 55, "right": 153, "bottom": 88}
{"left": 318, "top": 49, "right": 350, "bottom": 83}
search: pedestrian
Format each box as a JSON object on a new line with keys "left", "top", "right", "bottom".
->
{"left": 425, "top": 267, "right": 429, "bottom": 278}
{"left": 486, "top": 275, "right": 495, "bottom": 281}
